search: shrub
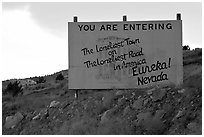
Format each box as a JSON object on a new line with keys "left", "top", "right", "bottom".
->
{"left": 56, "top": 73, "right": 64, "bottom": 80}
{"left": 69, "top": 117, "right": 98, "bottom": 135}
{"left": 36, "top": 76, "right": 46, "bottom": 84}
{"left": 97, "top": 117, "right": 133, "bottom": 135}
{"left": 183, "top": 45, "right": 190, "bottom": 50}
{"left": 58, "top": 117, "right": 98, "bottom": 135}
{"left": 5, "top": 81, "right": 23, "bottom": 97}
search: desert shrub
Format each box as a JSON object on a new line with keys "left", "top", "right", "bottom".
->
{"left": 58, "top": 121, "right": 70, "bottom": 135}
{"left": 36, "top": 76, "right": 46, "bottom": 84}
{"left": 102, "top": 92, "right": 116, "bottom": 110}
{"left": 183, "top": 45, "right": 190, "bottom": 50}
{"left": 69, "top": 118, "right": 98, "bottom": 135}
{"left": 184, "top": 75, "right": 202, "bottom": 89}
{"left": 5, "top": 102, "right": 21, "bottom": 111}
{"left": 2, "top": 94, "right": 13, "bottom": 102}
{"left": 58, "top": 117, "right": 98, "bottom": 135}
{"left": 5, "top": 81, "right": 23, "bottom": 97}
{"left": 97, "top": 117, "right": 133, "bottom": 135}
{"left": 183, "top": 49, "right": 202, "bottom": 59}
{"left": 183, "top": 56, "right": 202, "bottom": 66}
{"left": 56, "top": 73, "right": 64, "bottom": 80}
{"left": 34, "top": 84, "right": 45, "bottom": 90}
{"left": 85, "top": 100, "right": 105, "bottom": 117}
{"left": 183, "top": 49, "right": 202, "bottom": 65}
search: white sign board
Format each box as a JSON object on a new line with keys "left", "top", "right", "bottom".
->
{"left": 68, "top": 20, "right": 183, "bottom": 89}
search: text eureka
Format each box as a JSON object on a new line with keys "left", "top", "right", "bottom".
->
{"left": 132, "top": 58, "right": 172, "bottom": 86}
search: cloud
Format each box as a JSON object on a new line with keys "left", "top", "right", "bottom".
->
{"left": 2, "top": 7, "right": 67, "bottom": 80}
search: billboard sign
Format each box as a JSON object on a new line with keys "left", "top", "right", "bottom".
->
{"left": 68, "top": 20, "right": 183, "bottom": 89}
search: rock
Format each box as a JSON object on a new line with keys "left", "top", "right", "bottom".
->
{"left": 16, "top": 112, "right": 24, "bottom": 120}
{"left": 146, "top": 88, "right": 155, "bottom": 95}
{"left": 136, "top": 111, "right": 166, "bottom": 134}
{"left": 123, "top": 106, "right": 131, "bottom": 116}
{"left": 20, "top": 129, "right": 27, "bottom": 135}
{"left": 26, "top": 113, "right": 34, "bottom": 120}
{"left": 132, "top": 98, "right": 143, "bottom": 110}
{"left": 49, "top": 100, "right": 60, "bottom": 108}
{"left": 151, "top": 89, "right": 166, "bottom": 102}
{"left": 100, "top": 110, "right": 111, "bottom": 124}
{"left": 115, "top": 90, "right": 124, "bottom": 96}
{"left": 84, "top": 103, "right": 88, "bottom": 110}
{"left": 61, "top": 101, "right": 70, "bottom": 109}
{"left": 5, "top": 112, "right": 24, "bottom": 129}
{"left": 149, "top": 113, "right": 166, "bottom": 134}
{"left": 33, "top": 108, "right": 49, "bottom": 120}
{"left": 117, "top": 97, "right": 126, "bottom": 106}
{"left": 187, "top": 122, "right": 199, "bottom": 132}
{"left": 5, "top": 116, "right": 17, "bottom": 129}
{"left": 172, "top": 109, "right": 185, "bottom": 122}
{"left": 162, "top": 104, "right": 174, "bottom": 117}
{"left": 59, "top": 108, "right": 63, "bottom": 114}
{"left": 154, "top": 109, "right": 165, "bottom": 119}
{"left": 136, "top": 112, "right": 152, "bottom": 126}
{"left": 143, "top": 98, "right": 150, "bottom": 106}
{"left": 32, "top": 114, "right": 40, "bottom": 120}
{"left": 178, "top": 89, "right": 185, "bottom": 93}
{"left": 131, "top": 92, "right": 136, "bottom": 98}
{"left": 40, "top": 108, "right": 49, "bottom": 117}
{"left": 102, "top": 92, "right": 115, "bottom": 109}
{"left": 175, "top": 110, "right": 185, "bottom": 119}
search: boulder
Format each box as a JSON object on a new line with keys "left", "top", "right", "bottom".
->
{"left": 5, "top": 112, "right": 24, "bottom": 129}
{"left": 146, "top": 88, "right": 155, "bottom": 95}
{"left": 32, "top": 114, "right": 40, "bottom": 120}
{"left": 102, "top": 92, "right": 115, "bottom": 109}
{"left": 20, "top": 129, "right": 27, "bottom": 135}
{"left": 175, "top": 110, "right": 185, "bottom": 119}
{"left": 136, "top": 110, "right": 166, "bottom": 134}
{"left": 132, "top": 98, "right": 143, "bottom": 110}
{"left": 115, "top": 90, "right": 125, "bottom": 96}
{"left": 123, "top": 106, "right": 131, "bottom": 116}
{"left": 100, "top": 110, "right": 111, "bottom": 124}
{"left": 33, "top": 108, "right": 49, "bottom": 120}
{"left": 143, "top": 98, "right": 150, "bottom": 106}
{"left": 151, "top": 89, "right": 166, "bottom": 102}
{"left": 49, "top": 100, "right": 60, "bottom": 108}
{"left": 177, "top": 89, "right": 185, "bottom": 94}
{"left": 187, "top": 122, "right": 200, "bottom": 132}
{"left": 172, "top": 109, "right": 185, "bottom": 122}
{"left": 117, "top": 97, "right": 126, "bottom": 106}
{"left": 136, "top": 111, "right": 152, "bottom": 126}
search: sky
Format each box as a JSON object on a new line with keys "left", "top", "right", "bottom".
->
{"left": 1, "top": 2, "right": 202, "bottom": 80}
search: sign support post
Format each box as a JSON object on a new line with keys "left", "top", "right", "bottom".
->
{"left": 73, "top": 16, "right": 79, "bottom": 99}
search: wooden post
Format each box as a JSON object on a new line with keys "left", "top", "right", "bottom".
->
{"left": 73, "top": 16, "right": 78, "bottom": 99}
{"left": 73, "top": 16, "right": 78, "bottom": 22}
{"left": 123, "top": 15, "right": 127, "bottom": 21}
{"left": 176, "top": 13, "right": 181, "bottom": 20}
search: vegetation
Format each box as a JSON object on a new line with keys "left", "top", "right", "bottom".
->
{"left": 183, "top": 48, "right": 202, "bottom": 65}
{"left": 2, "top": 48, "right": 202, "bottom": 135}
{"left": 183, "top": 45, "right": 190, "bottom": 50}
{"left": 5, "top": 81, "right": 23, "bottom": 97}
{"left": 56, "top": 73, "right": 64, "bottom": 80}
{"left": 36, "top": 76, "right": 46, "bottom": 84}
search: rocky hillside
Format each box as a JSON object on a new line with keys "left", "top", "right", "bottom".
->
{"left": 2, "top": 49, "right": 202, "bottom": 135}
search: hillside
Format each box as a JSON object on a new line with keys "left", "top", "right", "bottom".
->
{"left": 2, "top": 49, "right": 202, "bottom": 135}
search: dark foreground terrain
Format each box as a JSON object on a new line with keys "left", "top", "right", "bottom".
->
{"left": 2, "top": 49, "right": 202, "bottom": 135}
